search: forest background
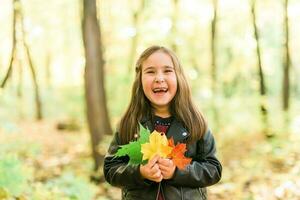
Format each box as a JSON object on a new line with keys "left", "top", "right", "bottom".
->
{"left": 0, "top": 0, "right": 300, "bottom": 199}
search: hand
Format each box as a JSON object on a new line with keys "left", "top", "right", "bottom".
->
{"left": 158, "top": 158, "right": 176, "bottom": 180}
{"left": 140, "top": 155, "right": 163, "bottom": 182}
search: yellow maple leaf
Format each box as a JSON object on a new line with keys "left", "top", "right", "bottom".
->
{"left": 141, "top": 131, "right": 173, "bottom": 161}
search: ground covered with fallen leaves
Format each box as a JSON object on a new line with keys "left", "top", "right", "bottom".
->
{"left": 0, "top": 120, "right": 299, "bottom": 199}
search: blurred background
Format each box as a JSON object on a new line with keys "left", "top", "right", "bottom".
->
{"left": 0, "top": 0, "right": 300, "bottom": 199}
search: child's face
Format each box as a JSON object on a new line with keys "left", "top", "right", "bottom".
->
{"left": 141, "top": 51, "right": 177, "bottom": 115}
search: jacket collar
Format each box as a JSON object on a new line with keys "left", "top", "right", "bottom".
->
{"left": 141, "top": 116, "right": 190, "bottom": 144}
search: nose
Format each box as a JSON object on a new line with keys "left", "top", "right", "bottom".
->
{"left": 155, "top": 74, "right": 164, "bottom": 83}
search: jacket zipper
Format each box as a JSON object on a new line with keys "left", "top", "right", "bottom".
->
{"left": 180, "top": 187, "right": 184, "bottom": 200}
{"left": 155, "top": 182, "right": 161, "bottom": 200}
{"left": 161, "top": 183, "right": 166, "bottom": 200}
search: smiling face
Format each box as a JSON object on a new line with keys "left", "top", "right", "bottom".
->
{"left": 141, "top": 50, "right": 178, "bottom": 117}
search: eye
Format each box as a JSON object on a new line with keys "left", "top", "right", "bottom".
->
{"left": 146, "top": 70, "right": 155, "bottom": 74}
{"left": 164, "top": 69, "right": 174, "bottom": 73}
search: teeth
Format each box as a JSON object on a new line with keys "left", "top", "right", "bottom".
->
{"left": 153, "top": 88, "right": 167, "bottom": 93}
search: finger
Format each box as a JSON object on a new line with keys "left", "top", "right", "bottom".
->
{"left": 157, "top": 157, "right": 163, "bottom": 163}
{"left": 152, "top": 170, "right": 161, "bottom": 179}
{"left": 153, "top": 174, "right": 163, "bottom": 182}
{"left": 151, "top": 163, "right": 159, "bottom": 170}
{"left": 169, "top": 160, "right": 174, "bottom": 167}
{"left": 159, "top": 159, "right": 173, "bottom": 168}
{"left": 158, "top": 158, "right": 172, "bottom": 166}
{"left": 160, "top": 163, "right": 175, "bottom": 175}
{"left": 150, "top": 164, "right": 160, "bottom": 175}
{"left": 148, "top": 155, "right": 160, "bottom": 167}
{"left": 158, "top": 164, "right": 170, "bottom": 172}
{"left": 157, "top": 158, "right": 166, "bottom": 163}
{"left": 160, "top": 170, "right": 168, "bottom": 178}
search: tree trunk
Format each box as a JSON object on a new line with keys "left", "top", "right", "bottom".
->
{"left": 210, "top": 0, "right": 220, "bottom": 131}
{"left": 1, "top": 0, "right": 17, "bottom": 89}
{"left": 19, "top": 0, "right": 42, "bottom": 120}
{"left": 211, "top": 0, "right": 217, "bottom": 92}
{"left": 17, "top": 58, "right": 22, "bottom": 98}
{"left": 82, "top": 0, "right": 112, "bottom": 171}
{"left": 1, "top": 0, "right": 43, "bottom": 120}
{"left": 23, "top": 43, "right": 43, "bottom": 120}
{"left": 127, "top": 0, "right": 145, "bottom": 73}
{"left": 17, "top": 58, "right": 25, "bottom": 119}
{"left": 282, "top": 0, "right": 290, "bottom": 111}
{"left": 251, "top": 0, "right": 270, "bottom": 136}
{"left": 171, "top": 0, "right": 179, "bottom": 52}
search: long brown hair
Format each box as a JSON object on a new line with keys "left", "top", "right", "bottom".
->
{"left": 118, "top": 45, "right": 207, "bottom": 144}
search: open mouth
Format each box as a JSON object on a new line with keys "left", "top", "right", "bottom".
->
{"left": 152, "top": 87, "right": 168, "bottom": 93}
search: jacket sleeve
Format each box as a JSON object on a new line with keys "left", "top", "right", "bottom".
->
{"left": 103, "top": 133, "right": 152, "bottom": 188}
{"left": 166, "top": 130, "right": 222, "bottom": 188}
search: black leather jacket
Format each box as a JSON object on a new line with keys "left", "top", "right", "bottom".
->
{"left": 103, "top": 117, "right": 222, "bottom": 200}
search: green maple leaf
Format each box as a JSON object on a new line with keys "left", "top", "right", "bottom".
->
{"left": 115, "top": 123, "right": 150, "bottom": 165}
{"left": 138, "top": 123, "right": 150, "bottom": 143}
{"left": 115, "top": 141, "right": 142, "bottom": 164}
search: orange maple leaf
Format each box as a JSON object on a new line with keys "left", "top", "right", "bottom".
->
{"left": 168, "top": 137, "right": 192, "bottom": 170}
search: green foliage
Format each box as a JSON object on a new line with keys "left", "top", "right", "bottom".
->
{"left": 115, "top": 124, "right": 150, "bottom": 165}
{"left": 30, "top": 182, "right": 67, "bottom": 200}
{"left": 0, "top": 154, "right": 30, "bottom": 197}
{"left": 0, "top": 140, "right": 41, "bottom": 159}
{"left": 44, "top": 172, "right": 97, "bottom": 200}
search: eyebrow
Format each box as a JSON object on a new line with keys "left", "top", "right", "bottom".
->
{"left": 143, "top": 65, "right": 174, "bottom": 71}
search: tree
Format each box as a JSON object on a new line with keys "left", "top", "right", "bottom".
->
{"left": 1, "top": 0, "right": 42, "bottom": 120}
{"left": 282, "top": 0, "right": 291, "bottom": 111}
{"left": 250, "top": 0, "right": 270, "bottom": 136}
{"left": 210, "top": 0, "right": 220, "bottom": 130}
{"left": 82, "top": 0, "right": 112, "bottom": 172}
{"left": 170, "top": 0, "right": 179, "bottom": 52}
{"left": 127, "top": 0, "right": 145, "bottom": 73}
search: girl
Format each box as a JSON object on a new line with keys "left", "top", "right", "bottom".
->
{"left": 104, "top": 46, "right": 222, "bottom": 200}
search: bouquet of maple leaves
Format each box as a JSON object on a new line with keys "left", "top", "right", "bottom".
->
{"left": 115, "top": 124, "right": 192, "bottom": 170}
